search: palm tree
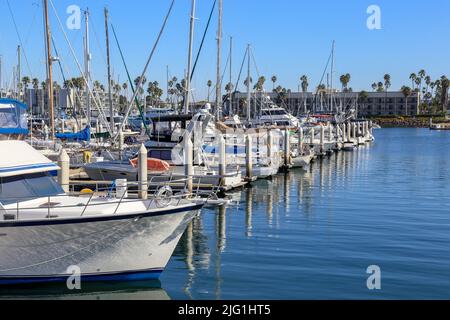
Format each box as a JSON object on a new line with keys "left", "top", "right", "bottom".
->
{"left": 401, "top": 86, "right": 412, "bottom": 116}
{"left": 371, "top": 83, "right": 377, "bottom": 92}
{"left": 271, "top": 75, "right": 277, "bottom": 91}
{"left": 418, "top": 69, "right": 426, "bottom": 96}
{"left": 339, "top": 74, "right": 351, "bottom": 91}
{"left": 21, "top": 76, "right": 30, "bottom": 102}
{"left": 207, "top": 80, "right": 212, "bottom": 102}
{"left": 32, "top": 78, "right": 39, "bottom": 111}
{"left": 254, "top": 76, "right": 266, "bottom": 91}
{"left": 383, "top": 74, "right": 391, "bottom": 111}
{"left": 358, "top": 90, "right": 369, "bottom": 118}
{"left": 300, "top": 75, "right": 308, "bottom": 92}
{"left": 377, "top": 82, "right": 384, "bottom": 92}
{"left": 409, "top": 73, "right": 417, "bottom": 90}
{"left": 440, "top": 76, "right": 449, "bottom": 113}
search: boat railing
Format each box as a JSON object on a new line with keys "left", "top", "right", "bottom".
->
{"left": 0, "top": 174, "right": 218, "bottom": 221}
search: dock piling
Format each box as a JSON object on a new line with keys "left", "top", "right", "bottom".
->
{"left": 57, "top": 148, "right": 70, "bottom": 193}
{"left": 298, "top": 127, "right": 303, "bottom": 156}
{"left": 218, "top": 134, "right": 226, "bottom": 186}
{"left": 284, "top": 128, "right": 291, "bottom": 167}
{"left": 184, "top": 135, "right": 194, "bottom": 194}
{"left": 320, "top": 125, "right": 325, "bottom": 154}
{"left": 138, "top": 144, "right": 148, "bottom": 200}
{"left": 245, "top": 134, "right": 253, "bottom": 181}
{"left": 118, "top": 130, "right": 124, "bottom": 160}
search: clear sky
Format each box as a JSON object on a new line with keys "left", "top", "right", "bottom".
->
{"left": 0, "top": 0, "right": 449, "bottom": 101}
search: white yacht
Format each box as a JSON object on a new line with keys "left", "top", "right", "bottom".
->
{"left": 254, "top": 97, "right": 300, "bottom": 128}
{"left": 0, "top": 140, "right": 204, "bottom": 285}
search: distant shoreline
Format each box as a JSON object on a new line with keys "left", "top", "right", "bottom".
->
{"left": 368, "top": 116, "right": 447, "bottom": 128}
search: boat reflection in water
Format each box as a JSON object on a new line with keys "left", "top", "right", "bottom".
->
{"left": 0, "top": 280, "right": 169, "bottom": 300}
{"left": 164, "top": 144, "right": 374, "bottom": 299}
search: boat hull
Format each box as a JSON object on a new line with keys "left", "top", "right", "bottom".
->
{"left": 0, "top": 207, "right": 200, "bottom": 284}
{"left": 291, "top": 154, "right": 313, "bottom": 168}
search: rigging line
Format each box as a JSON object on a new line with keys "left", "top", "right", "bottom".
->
{"left": 115, "top": 0, "right": 176, "bottom": 140}
{"left": 6, "top": 0, "right": 34, "bottom": 78}
{"left": 250, "top": 49, "right": 260, "bottom": 79}
{"left": 24, "top": 3, "right": 40, "bottom": 46}
{"left": 89, "top": 14, "right": 108, "bottom": 67}
{"left": 210, "top": 50, "right": 230, "bottom": 103}
{"left": 190, "top": 0, "right": 217, "bottom": 82}
{"left": 110, "top": 22, "right": 151, "bottom": 139}
{"left": 234, "top": 47, "right": 248, "bottom": 93}
{"left": 49, "top": 0, "right": 111, "bottom": 135}
{"left": 51, "top": 36, "right": 81, "bottom": 128}
{"left": 312, "top": 50, "right": 333, "bottom": 111}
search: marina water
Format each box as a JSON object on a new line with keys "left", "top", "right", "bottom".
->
{"left": 163, "top": 128, "right": 450, "bottom": 299}
{"left": 2, "top": 128, "right": 450, "bottom": 299}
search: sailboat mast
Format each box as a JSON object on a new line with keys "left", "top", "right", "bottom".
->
{"left": 330, "top": 40, "right": 335, "bottom": 113}
{"left": 104, "top": 7, "right": 114, "bottom": 133}
{"left": 229, "top": 36, "right": 233, "bottom": 115}
{"left": 17, "top": 45, "right": 21, "bottom": 101}
{"left": 43, "top": 0, "right": 54, "bottom": 138}
{"left": 246, "top": 44, "right": 251, "bottom": 123}
{"left": 84, "top": 9, "right": 91, "bottom": 127}
{"left": 215, "top": 0, "right": 223, "bottom": 120}
{"left": 184, "top": 0, "right": 196, "bottom": 114}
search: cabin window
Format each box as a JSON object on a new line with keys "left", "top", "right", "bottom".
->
{"left": 0, "top": 172, "right": 64, "bottom": 205}
{"left": 148, "top": 150, "right": 172, "bottom": 161}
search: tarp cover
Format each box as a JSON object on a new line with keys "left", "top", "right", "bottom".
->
{"left": 0, "top": 98, "right": 29, "bottom": 135}
{"left": 56, "top": 126, "right": 91, "bottom": 142}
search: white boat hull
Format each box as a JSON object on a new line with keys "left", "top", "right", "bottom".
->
{"left": 0, "top": 205, "right": 200, "bottom": 284}
{"left": 291, "top": 154, "right": 314, "bottom": 168}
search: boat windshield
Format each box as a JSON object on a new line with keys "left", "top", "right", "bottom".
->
{"left": 262, "top": 109, "right": 288, "bottom": 116}
{"left": 0, "top": 172, "right": 64, "bottom": 205}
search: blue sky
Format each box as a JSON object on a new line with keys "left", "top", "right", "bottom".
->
{"left": 0, "top": 0, "right": 449, "bottom": 100}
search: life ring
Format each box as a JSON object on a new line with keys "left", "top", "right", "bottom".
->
{"left": 155, "top": 186, "right": 173, "bottom": 208}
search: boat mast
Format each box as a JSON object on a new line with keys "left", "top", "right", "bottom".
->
{"left": 246, "top": 44, "right": 251, "bottom": 124}
{"left": 229, "top": 36, "right": 232, "bottom": 116}
{"left": 330, "top": 40, "right": 335, "bottom": 113}
{"left": 43, "top": 0, "right": 54, "bottom": 138}
{"left": 104, "top": 7, "right": 114, "bottom": 134}
{"left": 17, "top": 45, "right": 21, "bottom": 101}
{"left": 184, "top": 0, "right": 196, "bottom": 114}
{"left": 84, "top": 8, "right": 91, "bottom": 127}
{"left": 215, "top": 0, "right": 223, "bottom": 120}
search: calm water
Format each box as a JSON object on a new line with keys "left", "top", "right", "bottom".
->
{"left": 2, "top": 128, "right": 450, "bottom": 299}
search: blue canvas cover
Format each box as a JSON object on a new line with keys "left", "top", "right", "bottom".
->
{"left": 55, "top": 126, "right": 91, "bottom": 142}
{"left": 0, "top": 99, "right": 29, "bottom": 135}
